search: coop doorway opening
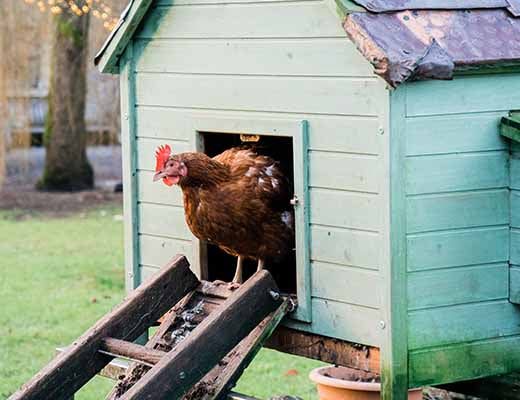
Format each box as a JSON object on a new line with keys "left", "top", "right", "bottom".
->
{"left": 199, "top": 131, "right": 297, "bottom": 296}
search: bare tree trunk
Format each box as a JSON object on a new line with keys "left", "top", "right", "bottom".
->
{"left": 39, "top": 8, "right": 93, "bottom": 191}
{"left": 0, "top": 13, "right": 7, "bottom": 190}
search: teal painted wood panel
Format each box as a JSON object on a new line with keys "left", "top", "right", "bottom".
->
{"left": 309, "top": 152, "right": 380, "bottom": 193}
{"left": 407, "top": 263, "right": 508, "bottom": 310}
{"left": 510, "top": 266, "right": 520, "bottom": 304}
{"left": 407, "top": 227, "right": 509, "bottom": 271}
{"left": 310, "top": 226, "right": 381, "bottom": 270}
{"left": 135, "top": 107, "right": 192, "bottom": 141}
{"left": 406, "top": 189, "right": 509, "bottom": 234}
{"left": 137, "top": 170, "right": 184, "bottom": 206}
{"left": 136, "top": 137, "right": 191, "bottom": 171}
{"left": 511, "top": 229, "right": 520, "bottom": 265}
{"left": 405, "top": 113, "right": 506, "bottom": 156}
{"left": 408, "top": 300, "right": 520, "bottom": 350}
{"left": 309, "top": 189, "right": 380, "bottom": 232}
{"left": 134, "top": 38, "right": 374, "bottom": 77}
{"left": 311, "top": 261, "right": 381, "bottom": 309}
{"left": 406, "top": 74, "right": 520, "bottom": 117}
{"left": 135, "top": 73, "right": 382, "bottom": 116}
{"left": 136, "top": 2, "right": 347, "bottom": 39}
{"left": 139, "top": 234, "right": 193, "bottom": 268}
{"left": 138, "top": 202, "right": 191, "bottom": 239}
{"left": 409, "top": 335, "right": 520, "bottom": 387}
{"left": 135, "top": 107, "right": 382, "bottom": 155}
{"left": 511, "top": 154, "right": 520, "bottom": 190}
{"left": 286, "top": 298, "right": 382, "bottom": 347}
{"left": 511, "top": 190, "right": 520, "bottom": 228}
{"left": 406, "top": 151, "right": 509, "bottom": 195}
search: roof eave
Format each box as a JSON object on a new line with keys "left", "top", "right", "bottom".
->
{"left": 95, "top": 0, "right": 154, "bottom": 74}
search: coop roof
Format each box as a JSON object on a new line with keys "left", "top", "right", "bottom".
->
{"left": 95, "top": 0, "right": 520, "bottom": 86}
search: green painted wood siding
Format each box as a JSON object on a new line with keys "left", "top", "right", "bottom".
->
{"left": 403, "top": 74, "right": 520, "bottom": 387}
{"left": 128, "top": 0, "right": 390, "bottom": 346}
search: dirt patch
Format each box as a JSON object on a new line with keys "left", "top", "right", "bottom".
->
{"left": 0, "top": 185, "right": 122, "bottom": 218}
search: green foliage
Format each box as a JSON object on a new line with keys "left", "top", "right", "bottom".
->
{"left": 57, "top": 16, "right": 84, "bottom": 48}
{"left": 0, "top": 206, "right": 325, "bottom": 399}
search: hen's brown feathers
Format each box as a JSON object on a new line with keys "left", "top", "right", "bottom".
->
{"left": 174, "top": 148, "right": 294, "bottom": 262}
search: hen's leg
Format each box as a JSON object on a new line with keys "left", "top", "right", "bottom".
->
{"left": 232, "top": 256, "right": 244, "bottom": 284}
{"left": 257, "top": 259, "right": 265, "bottom": 272}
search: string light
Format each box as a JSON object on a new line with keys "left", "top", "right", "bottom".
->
{"left": 20, "top": 0, "right": 119, "bottom": 30}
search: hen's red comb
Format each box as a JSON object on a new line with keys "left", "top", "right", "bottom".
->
{"left": 155, "top": 144, "right": 172, "bottom": 172}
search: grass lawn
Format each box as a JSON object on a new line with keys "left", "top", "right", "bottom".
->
{"left": 0, "top": 205, "right": 325, "bottom": 400}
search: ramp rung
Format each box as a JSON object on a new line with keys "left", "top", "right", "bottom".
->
{"left": 99, "top": 338, "right": 166, "bottom": 367}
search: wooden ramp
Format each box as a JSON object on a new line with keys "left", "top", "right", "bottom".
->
{"left": 10, "top": 255, "right": 289, "bottom": 400}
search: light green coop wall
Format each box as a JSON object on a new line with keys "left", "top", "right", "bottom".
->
{"left": 401, "top": 73, "right": 520, "bottom": 387}
{"left": 121, "top": 0, "right": 392, "bottom": 347}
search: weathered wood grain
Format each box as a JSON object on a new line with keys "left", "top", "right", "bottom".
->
{"left": 406, "top": 151, "right": 508, "bottom": 195}
{"left": 407, "top": 263, "right": 508, "bottom": 310}
{"left": 406, "top": 189, "right": 509, "bottom": 234}
{"left": 265, "top": 327, "right": 380, "bottom": 373}
{"left": 120, "top": 271, "right": 281, "bottom": 399}
{"left": 100, "top": 338, "right": 166, "bottom": 366}
{"left": 407, "top": 226, "right": 509, "bottom": 271}
{"left": 8, "top": 256, "right": 199, "bottom": 400}
{"left": 408, "top": 300, "right": 520, "bottom": 350}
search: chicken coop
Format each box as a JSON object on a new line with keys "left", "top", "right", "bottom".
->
{"left": 95, "top": 0, "right": 520, "bottom": 398}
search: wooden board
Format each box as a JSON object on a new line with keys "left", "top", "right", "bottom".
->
{"left": 136, "top": 2, "right": 347, "bottom": 39}
{"left": 406, "top": 189, "right": 509, "bottom": 234}
{"left": 120, "top": 271, "right": 281, "bottom": 399}
{"left": 265, "top": 327, "right": 380, "bottom": 373}
{"left": 407, "top": 226, "right": 509, "bottom": 272}
{"left": 8, "top": 256, "right": 199, "bottom": 400}
{"left": 407, "top": 263, "right": 508, "bottom": 310}
{"left": 138, "top": 203, "right": 192, "bottom": 240}
{"left": 134, "top": 38, "right": 373, "bottom": 77}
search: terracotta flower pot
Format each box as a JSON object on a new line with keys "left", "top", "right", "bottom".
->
{"left": 309, "top": 366, "right": 422, "bottom": 400}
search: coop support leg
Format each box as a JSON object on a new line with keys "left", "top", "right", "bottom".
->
{"left": 380, "top": 368, "right": 409, "bottom": 400}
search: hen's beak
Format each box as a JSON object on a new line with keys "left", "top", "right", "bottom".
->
{"left": 153, "top": 170, "right": 167, "bottom": 182}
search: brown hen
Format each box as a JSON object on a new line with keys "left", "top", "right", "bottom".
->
{"left": 153, "top": 144, "right": 295, "bottom": 284}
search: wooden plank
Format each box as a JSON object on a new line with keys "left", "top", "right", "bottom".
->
{"left": 405, "top": 113, "right": 507, "bottom": 156}
{"left": 138, "top": 202, "right": 192, "bottom": 239}
{"left": 135, "top": 73, "right": 382, "bottom": 117}
{"left": 407, "top": 226, "right": 509, "bottom": 271}
{"left": 406, "top": 73, "right": 520, "bottom": 117}
{"left": 134, "top": 107, "right": 382, "bottom": 155}
{"left": 510, "top": 266, "right": 520, "bottom": 304}
{"left": 120, "top": 46, "right": 141, "bottom": 293}
{"left": 511, "top": 229, "right": 520, "bottom": 265}
{"left": 136, "top": 137, "right": 191, "bottom": 171}
{"left": 310, "top": 225, "right": 381, "bottom": 270}
{"left": 290, "top": 298, "right": 382, "bottom": 347}
{"left": 310, "top": 189, "right": 381, "bottom": 232}
{"left": 8, "top": 256, "right": 199, "bottom": 400}
{"left": 120, "top": 270, "right": 281, "bottom": 399}
{"left": 139, "top": 235, "right": 193, "bottom": 269}
{"left": 406, "top": 189, "right": 509, "bottom": 234}
{"left": 511, "top": 190, "right": 520, "bottom": 228}
{"left": 99, "top": 338, "right": 165, "bottom": 366}
{"left": 309, "top": 151, "right": 380, "bottom": 192}
{"left": 134, "top": 38, "right": 373, "bottom": 77}
{"left": 311, "top": 261, "right": 381, "bottom": 309}
{"left": 137, "top": 170, "right": 184, "bottom": 206}
{"left": 136, "top": 2, "right": 347, "bottom": 39}
{"left": 406, "top": 151, "right": 508, "bottom": 195}
{"left": 510, "top": 154, "right": 520, "bottom": 190}
{"left": 185, "top": 299, "right": 291, "bottom": 399}
{"left": 407, "top": 263, "right": 509, "bottom": 310}
{"left": 408, "top": 300, "right": 520, "bottom": 350}
{"left": 135, "top": 107, "right": 192, "bottom": 141}
{"left": 265, "top": 326, "right": 381, "bottom": 373}
{"left": 409, "top": 335, "right": 520, "bottom": 387}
